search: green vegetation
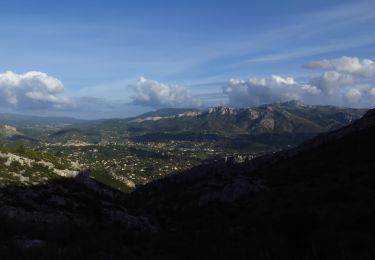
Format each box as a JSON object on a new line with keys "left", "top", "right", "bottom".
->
{"left": 0, "top": 144, "right": 77, "bottom": 186}
{"left": 0, "top": 102, "right": 367, "bottom": 191}
{"left": 0, "top": 106, "right": 374, "bottom": 259}
{"left": 41, "top": 141, "right": 222, "bottom": 191}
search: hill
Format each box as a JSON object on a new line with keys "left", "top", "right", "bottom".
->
{"left": 83, "top": 101, "right": 366, "bottom": 152}
{"left": 23, "top": 102, "right": 366, "bottom": 192}
{"left": 0, "top": 107, "right": 375, "bottom": 258}
{"left": 128, "top": 107, "right": 375, "bottom": 259}
{"left": 124, "top": 101, "right": 365, "bottom": 136}
{"left": 0, "top": 144, "right": 83, "bottom": 186}
{"left": 0, "top": 102, "right": 367, "bottom": 195}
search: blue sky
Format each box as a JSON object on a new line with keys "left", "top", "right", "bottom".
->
{"left": 0, "top": 0, "right": 375, "bottom": 118}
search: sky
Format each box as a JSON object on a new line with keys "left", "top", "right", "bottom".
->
{"left": 0, "top": 0, "right": 375, "bottom": 119}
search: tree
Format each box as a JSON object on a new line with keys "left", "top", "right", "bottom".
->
{"left": 16, "top": 144, "right": 25, "bottom": 154}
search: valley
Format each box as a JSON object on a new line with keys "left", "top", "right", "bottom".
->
{"left": 0, "top": 104, "right": 374, "bottom": 259}
{"left": 0, "top": 101, "right": 366, "bottom": 192}
{"left": 2, "top": 1, "right": 374, "bottom": 258}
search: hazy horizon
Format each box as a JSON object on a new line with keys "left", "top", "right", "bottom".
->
{"left": 0, "top": 99, "right": 370, "bottom": 121}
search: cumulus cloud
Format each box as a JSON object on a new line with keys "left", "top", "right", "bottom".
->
{"left": 345, "top": 89, "right": 362, "bottom": 104}
{"left": 130, "top": 77, "right": 201, "bottom": 108}
{"left": 309, "top": 71, "right": 353, "bottom": 95}
{"left": 302, "top": 56, "right": 375, "bottom": 107}
{"left": 0, "top": 71, "right": 74, "bottom": 109}
{"left": 304, "top": 56, "right": 375, "bottom": 78}
{"left": 223, "top": 75, "right": 320, "bottom": 106}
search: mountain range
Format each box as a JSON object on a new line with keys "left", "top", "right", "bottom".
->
{"left": 100, "top": 100, "right": 365, "bottom": 137}
{"left": 0, "top": 101, "right": 363, "bottom": 154}
{"left": 0, "top": 105, "right": 374, "bottom": 258}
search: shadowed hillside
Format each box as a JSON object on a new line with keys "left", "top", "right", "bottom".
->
{"left": 1, "top": 108, "right": 375, "bottom": 259}
{"left": 128, "top": 108, "right": 375, "bottom": 259}
{"left": 0, "top": 172, "right": 154, "bottom": 260}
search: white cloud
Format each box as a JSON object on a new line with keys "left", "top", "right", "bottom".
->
{"left": 223, "top": 75, "right": 320, "bottom": 106}
{"left": 0, "top": 71, "right": 74, "bottom": 109}
{"left": 130, "top": 77, "right": 201, "bottom": 108}
{"left": 309, "top": 71, "right": 353, "bottom": 95}
{"left": 304, "top": 56, "right": 375, "bottom": 78}
{"left": 303, "top": 57, "right": 375, "bottom": 107}
{"left": 345, "top": 89, "right": 362, "bottom": 104}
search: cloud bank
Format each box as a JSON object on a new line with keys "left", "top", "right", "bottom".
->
{"left": 309, "top": 71, "right": 353, "bottom": 95}
{"left": 224, "top": 57, "right": 375, "bottom": 108}
{"left": 130, "top": 77, "right": 201, "bottom": 108}
{"left": 305, "top": 56, "right": 375, "bottom": 107}
{"left": 223, "top": 75, "right": 320, "bottom": 107}
{"left": 0, "top": 71, "right": 74, "bottom": 109}
{"left": 2, "top": 56, "right": 375, "bottom": 118}
{"left": 304, "top": 56, "right": 375, "bottom": 78}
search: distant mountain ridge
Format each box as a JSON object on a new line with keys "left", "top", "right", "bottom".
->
{"left": 0, "top": 113, "right": 86, "bottom": 128}
{"left": 108, "top": 101, "right": 366, "bottom": 153}
{"left": 122, "top": 100, "right": 366, "bottom": 136}
{"left": 39, "top": 101, "right": 367, "bottom": 152}
{"left": 1, "top": 102, "right": 367, "bottom": 153}
{"left": 133, "top": 108, "right": 201, "bottom": 119}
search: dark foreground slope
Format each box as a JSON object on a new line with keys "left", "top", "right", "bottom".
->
{"left": 0, "top": 173, "right": 154, "bottom": 259}
{"left": 1, "top": 109, "right": 375, "bottom": 259}
{"left": 129, "top": 108, "right": 375, "bottom": 259}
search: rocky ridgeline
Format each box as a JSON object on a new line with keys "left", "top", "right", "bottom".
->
{"left": 207, "top": 106, "right": 238, "bottom": 115}
{"left": 206, "top": 100, "right": 306, "bottom": 116}
{"left": 130, "top": 111, "right": 201, "bottom": 123}
{"left": 206, "top": 106, "right": 266, "bottom": 120}
{"left": 275, "top": 99, "right": 306, "bottom": 107}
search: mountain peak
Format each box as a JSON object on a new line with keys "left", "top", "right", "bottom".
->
{"left": 278, "top": 100, "right": 305, "bottom": 107}
{"left": 207, "top": 106, "right": 238, "bottom": 115}
{"left": 137, "top": 108, "right": 200, "bottom": 118}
